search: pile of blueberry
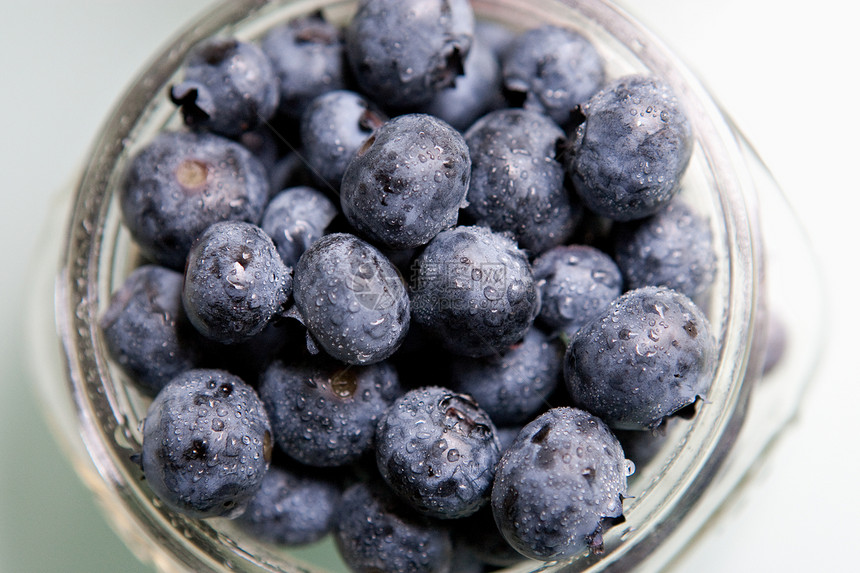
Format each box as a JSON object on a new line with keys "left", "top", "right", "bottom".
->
{"left": 100, "top": 1, "right": 721, "bottom": 571}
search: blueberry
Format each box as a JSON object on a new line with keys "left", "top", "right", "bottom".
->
{"left": 612, "top": 200, "right": 716, "bottom": 298}
{"left": 565, "top": 75, "right": 693, "bottom": 221}
{"left": 119, "top": 131, "right": 269, "bottom": 269}
{"left": 99, "top": 265, "right": 201, "bottom": 396}
{"left": 235, "top": 464, "right": 341, "bottom": 545}
{"left": 422, "top": 39, "right": 505, "bottom": 132}
{"left": 300, "top": 90, "right": 386, "bottom": 189}
{"left": 532, "top": 245, "right": 623, "bottom": 336}
{"left": 464, "top": 108, "right": 579, "bottom": 254}
{"left": 491, "top": 407, "right": 631, "bottom": 560}
{"left": 502, "top": 25, "right": 605, "bottom": 127}
{"left": 259, "top": 357, "right": 401, "bottom": 467}
{"left": 261, "top": 186, "right": 338, "bottom": 267}
{"left": 170, "top": 38, "right": 279, "bottom": 137}
{"left": 182, "top": 221, "right": 292, "bottom": 344}
{"left": 335, "top": 480, "right": 453, "bottom": 573}
{"left": 140, "top": 369, "right": 272, "bottom": 519}
{"left": 450, "top": 327, "right": 562, "bottom": 425}
{"left": 293, "top": 233, "right": 410, "bottom": 364}
{"left": 340, "top": 113, "right": 470, "bottom": 250}
{"left": 375, "top": 386, "right": 501, "bottom": 519}
{"left": 564, "top": 286, "right": 717, "bottom": 430}
{"left": 261, "top": 13, "right": 347, "bottom": 120}
{"left": 410, "top": 226, "right": 540, "bottom": 358}
{"left": 345, "top": 0, "right": 475, "bottom": 109}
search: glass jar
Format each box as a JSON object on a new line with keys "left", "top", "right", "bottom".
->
{"left": 29, "top": 0, "right": 823, "bottom": 572}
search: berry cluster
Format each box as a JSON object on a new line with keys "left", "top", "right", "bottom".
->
{"left": 101, "top": 1, "right": 723, "bottom": 571}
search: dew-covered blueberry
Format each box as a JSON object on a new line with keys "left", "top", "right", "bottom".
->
{"left": 422, "top": 39, "right": 505, "bottom": 132}
{"left": 260, "top": 186, "right": 338, "bottom": 268}
{"left": 140, "top": 369, "right": 272, "bottom": 519}
{"left": 182, "top": 221, "right": 292, "bottom": 344}
{"left": 293, "top": 233, "right": 410, "bottom": 364}
{"left": 376, "top": 386, "right": 501, "bottom": 519}
{"left": 119, "top": 131, "right": 269, "bottom": 269}
{"left": 565, "top": 75, "right": 693, "bottom": 221}
{"left": 235, "top": 464, "right": 341, "bottom": 545}
{"left": 502, "top": 25, "right": 604, "bottom": 127}
{"left": 491, "top": 407, "right": 631, "bottom": 560}
{"left": 450, "top": 327, "right": 562, "bottom": 426}
{"left": 345, "top": 0, "right": 475, "bottom": 109}
{"left": 259, "top": 357, "right": 401, "bottom": 467}
{"left": 340, "top": 113, "right": 470, "bottom": 250}
{"left": 99, "top": 265, "right": 201, "bottom": 396}
{"left": 532, "top": 244, "right": 623, "bottom": 336}
{"left": 564, "top": 286, "right": 717, "bottom": 430}
{"left": 410, "top": 226, "right": 540, "bottom": 358}
{"left": 261, "top": 13, "right": 347, "bottom": 120}
{"left": 335, "top": 480, "right": 453, "bottom": 573}
{"left": 464, "top": 108, "right": 578, "bottom": 254}
{"left": 300, "top": 90, "right": 386, "bottom": 189}
{"left": 170, "top": 38, "right": 279, "bottom": 137}
{"left": 612, "top": 200, "right": 716, "bottom": 298}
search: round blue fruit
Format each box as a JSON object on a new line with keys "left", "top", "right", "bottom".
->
{"left": 450, "top": 327, "right": 562, "bottom": 426}
{"left": 502, "top": 25, "right": 605, "bottom": 127}
{"left": 376, "top": 386, "right": 502, "bottom": 519}
{"left": 410, "top": 226, "right": 540, "bottom": 357}
{"left": 261, "top": 186, "right": 338, "bottom": 268}
{"left": 491, "top": 407, "right": 630, "bottom": 560}
{"left": 566, "top": 75, "right": 693, "bottom": 221}
{"left": 99, "top": 265, "right": 201, "bottom": 396}
{"left": 532, "top": 244, "right": 623, "bottom": 337}
{"left": 340, "top": 113, "right": 471, "bottom": 250}
{"left": 300, "top": 90, "right": 386, "bottom": 189}
{"left": 260, "top": 357, "right": 401, "bottom": 467}
{"left": 293, "top": 233, "right": 410, "bottom": 364}
{"left": 235, "top": 464, "right": 341, "bottom": 545}
{"left": 182, "top": 221, "right": 292, "bottom": 345}
{"left": 335, "top": 480, "right": 453, "bottom": 573}
{"left": 140, "top": 369, "right": 272, "bottom": 519}
{"left": 464, "top": 108, "right": 579, "bottom": 255}
{"left": 119, "top": 130, "right": 269, "bottom": 269}
{"left": 565, "top": 286, "right": 717, "bottom": 430}
{"left": 612, "top": 200, "right": 716, "bottom": 298}
{"left": 261, "top": 13, "right": 347, "bottom": 120}
{"left": 345, "top": 0, "right": 475, "bottom": 109}
{"left": 170, "top": 38, "right": 279, "bottom": 137}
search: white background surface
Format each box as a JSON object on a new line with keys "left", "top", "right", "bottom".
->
{"left": 1, "top": 1, "right": 857, "bottom": 571}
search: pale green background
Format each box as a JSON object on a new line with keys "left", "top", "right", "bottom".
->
{"left": 1, "top": 1, "right": 857, "bottom": 572}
